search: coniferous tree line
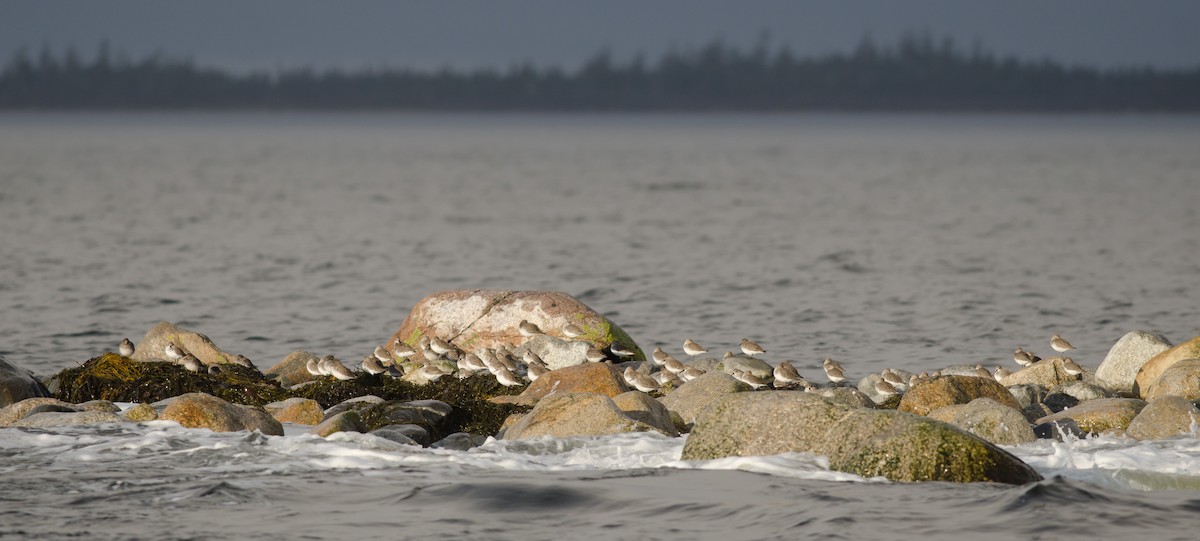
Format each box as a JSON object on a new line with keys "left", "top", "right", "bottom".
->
{"left": 1, "top": 34, "right": 1197, "bottom": 111}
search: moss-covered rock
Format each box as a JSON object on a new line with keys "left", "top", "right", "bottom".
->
{"left": 927, "top": 398, "right": 1036, "bottom": 445}
{"left": 159, "top": 392, "right": 284, "bottom": 435}
{"left": 389, "top": 289, "right": 643, "bottom": 362}
{"left": 1135, "top": 335, "right": 1200, "bottom": 397}
{"left": 659, "top": 372, "right": 751, "bottom": 428}
{"left": 1034, "top": 398, "right": 1147, "bottom": 435}
{"left": 899, "top": 375, "right": 1022, "bottom": 416}
{"left": 681, "top": 391, "right": 1041, "bottom": 484}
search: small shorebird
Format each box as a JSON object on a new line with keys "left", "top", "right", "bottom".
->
{"left": 562, "top": 324, "right": 584, "bottom": 339}
{"left": 874, "top": 379, "right": 898, "bottom": 397}
{"left": 462, "top": 353, "right": 488, "bottom": 373}
{"left": 680, "top": 366, "right": 706, "bottom": 382}
{"left": 164, "top": 343, "right": 186, "bottom": 361}
{"left": 429, "top": 337, "right": 454, "bottom": 355}
{"left": 417, "top": 362, "right": 449, "bottom": 382}
{"left": 739, "top": 338, "right": 765, "bottom": 357}
{"left": 994, "top": 366, "right": 1013, "bottom": 381}
{"left": 609, "top": 343, "right": 635, "bottom": 358}
{"left": 306, "top": 358, "right": 322, "bottom": 376}
{"left": 773, "top": 361, "right": 803, "bottom": 386}
{"left": 522, "top": 350, "right": 543, "bottom": 366}
{"left": 631, "top": 372, "right": 661, "bottom": 393}
{"left": 324, "top": 356, "right": 356, "bottom": 381}
{"left": 1013, "top": 348, "right": 1037, "bottom": 367}
{"left": 392, "top": 341, "right": 416, "bottom": 359}
{"left": 651, "top": 347, "right": 669, "bottom": 367}
{"left": 362, "top": 356, "right": 387, "bottom": 375}
{"left": 663, "top": 356, "right": 687, "bottom": 375}
{"left": 1061, "top": 358, "right": 1085, "bottom": 378}
{"left": 1050, "top": 334, "right": 1076, "bottom": 354}
{"left": 622, "top": 367, "right": 639, "bottom": 386}
{"left": 118, "top": 338, "right": 135, "bottom": 357}
{"left": 585, "top": 348, "right": 607, "bottom": 363}
{"left": 527, "top": 363, "right": 548, "bottom": 382}
{"left": 180, "top": 354, "right": 204, "bottom": 373}
{"left": 518, "top": 320, "right": 543, "bottom": 337}
{"left": 232, "top": 355, "right": 255, "bottom": 369}
{"left": 682, "top": 339, "right": 707, "bottom": 359}
{"left": 732, "top": 369, "right": 769, "bottom": 390}
{"left": 495, "top": 366, "right": 523, "bottom": 387}
{"left": 208, "top": 364, "right": 224, "bottom": 376}
{"left": 373, "top": 345, "right": 392, "bottom": 363}
{"left": 974, "top": 365, "right": 992, "bottom": 379}
{"left": 823, "top": 358, "right": 846, "bottom": 384}
{"left": 881, "top": 369, "right": 906, "bottom": 389}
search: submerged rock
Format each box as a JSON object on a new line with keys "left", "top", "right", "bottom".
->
{"left": 313, "top": 411, "right": 367, "bottom": 437}
{"left": 431, "top": 432, "right": 488, "bottom": 451}
{"left": 899, "top": 375, "right": 1022, "bottom": 416}
{"left": 131, "top": 321, "right": 241, "bottom": 366}
{"left": 1095, "top": 331, "right": 1172, "bottom": 395}
{"left": 264, "top": 397, "right": 325, "bottom": 425}
{"left": 1142, "top": 359, "right": 1200, "bottom": 401}
{"left": 159, "top": 392, "right": 284, "bottom": 435}
{"left": 501, "top": 392, "right": 666, "bottom": 440}
{"left": 1033, "top": 398, "right": 1147, "bottom": 435}
{"left": 0, "top": 397, "right": 76, "bottom": 427}
{"left": 681, "top": 391, "right": 1041, "bottom": 484}
{"left": 927, "top": 398, "right": 1036, "bottom": 446}
{"left": 372, "top": 424, "right": 430, "bottom": 446}
{"left": 388, "top": 289, "right": 642, "bottom": 361}
{"left": 122, "top": 403, "right": 158, "bottom": 422}
{"left": 659, "top": 372, "right": 751, "bottom": 428}
{"left": 12, "top": 411, "right": 125, "bottom": 428}
{"left": 1126, "top": 396, "right": 1200, "bottom": 440}
{"left": 0, "top": 355, "right": 51, "bottom": 408}
{"left": 1134, "top": 335, "right": 1200, "bottom": 397}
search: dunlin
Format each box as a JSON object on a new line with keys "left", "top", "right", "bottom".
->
{"left": 118, "top": 338, "right": 135, "bottom": 357}
{"left": 881, "top": 369, "right": 906, "bottom": 388}
{"left": 207, "top": 364, "right": 224, "bottom": 376}
{"left": 180, "top": 354, "right": 203, "bottom": 373}
{"left": 1050, "top": 334, "right": 1076, "bottom": 354}
{"left": 994, "top": 366, "right": 1012, "bottom": 382}
{"left": 421, "top": 348, "right": 444, "bottom": 362}
{"left": 622, "top": 366, "right": 639, "bottom": 386}
{"left": 463, "top": 353, "right": 488, "bottom": 372}
{"left": 306, "top": 358, "right": 322, "bottom": 376}
{"left": 362, "top": 356, "right": 387, "bottom": 375}
{"left": 392, "top": 342, "right": 416, "bottom": 359}
{"left": 609, "top": 343, "right": 635, "bottom": 358}
{"left": 732, "top": 369, "right": 769, "bottom": 390}
{"left": 1013, "top": 348, "right": 1036, "bottom": 367}
{"left": 823, "top": 359, "right": 846, "bottom": 384}
{"left": 497, "top": 351, "right": 519, "bottom": 372}
{"left": 631, "top": 372, "right": 661, "bottom": 393}
{"left": 651, "top": 346, "right": 669, "bottom": 366}
{"left": 232, "top": 355, "right": 255, "bottom": 369}
{"left": 373, "top": 345, "right": 392, "bottom": 363}
{"left": 418, "top": 362, "right": 449, "bottom": 382}
{"left": 680, "top": 366, "right": 706, "bottom": 382}
{"left": 1061, "top": 358, "right": 1085, "bottom": 377}
{"left": 739, "top": 338, "right": 765, "bottom": 357}
{"left": 429, "top": 337, "right": 454, "bottom": 355}
{"left": 585, "top": 348, "right": 607, "bottom": 363}
{"left": 495, "top": 366, "right": 523, "bottom": 387}
{"left": 325, "top": 357, "right": 356, "bottom": 381}
{"left": 164, "top": 343, "right": 186, "bottom": 361}
{"left": 974, "top": 365, "right": 992, "bottom": 379}
{"left": 682, "top": 339, "right": 707, "bottom": 359}
{"left": 773, "top": 361, "right": 802, "bottom": 385}
{"left": 480, "top": 350, "right": 504, "bottom": 374}
{"left": 522, "top": 350, "right": 543, "bottom": 366}
{"left": 527, "top": 363, "right": 548, "bottom": 382}
{"left": 663, "top": 356, "right": 687, "bottom": 374}
{"left": 418, "top": 336, "right": 431, "bottom": 351}
{"left": 518, "top": 320, "right": 543, "bottom": 337}
{"left": 562, "top": 324, "right": 584, "bottom": 339}
{"left": 874, "top": 379, "right": 898, "bottom": 396}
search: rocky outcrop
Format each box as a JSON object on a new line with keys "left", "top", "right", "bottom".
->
{"left": 491, "top": 362, "right": 628, "bottom": 406}
{"left": 389, "top": 289, "right": 642, "bottom": 361}
{"left": 131, "top": 321, "right": 240, "bottom": 366}
{"left": 681, "top": 391, "right": 1041, "bottom": 484}
{"left": 899, "top": 375, "right": 1022, "bottom": 416}
{"left": 1142, "top": 359, "right": 1200, "bottom": 401}
{"left": 1094, "top": 331, "right": 1172, "bottom": 395}
{"left": 1034, "top": 398, "right": 1147, "bottom": 435}
{"left": 500, "top": 392, "right": 665, "bottom": 440}
{"left": 1000, "top": 358, "right": 1085, "bottom": 388}
{"left": 264, "top": 397, "right": 325, "bottom": 425}
{"left": 927, "top": 398, "right": 1036, "bottom": 445}
{"left": 1125, "top": 396, "right": 1200, "bottom": 440}
{"left": 659, "top": 372, "right": 751, "bottom": 427}
{"left": 159, "top": 392, "right": 284, "bottom": 435}
{"left": 611, "top": 391, "right": 678, "bottom": 437}
{"left": 1135, "top": 336, "right": 1200, "bottom": 397}
{"left": 264, "top": 351, "right": 321, "bottom": 387}
{"left": 0, "top": 355, "right": 51, "bottom": 408}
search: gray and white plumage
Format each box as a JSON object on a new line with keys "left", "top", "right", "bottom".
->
{"left": 118, "top": 338, "right": 135, "bottom": 357}
{"left": 740, "top": 338, "right": 765, "bottom": 357}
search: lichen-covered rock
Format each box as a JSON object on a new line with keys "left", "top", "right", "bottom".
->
{"left": 122, "top": 403, "right": 158, "bottom": 422}
{"left": 718, "top": 356, "right": 773, "bottom": 379}
{"left": 1126, "top": 396, "right": 1200, "bottom": 440}
{"left": 512, "top": 335, "right": 592, "bottom": 371}
{"left": 131, "top": 321, "right": 240, "bottom": 366}
{"left": 927, "top": 398, "right": 1036, "bottom": 445}
{"left": 312, "top": 411, "right": 366, "bottom": 437}
{"left": 611, "top": 391, "right": 679, "bottom": 437}
{"left": 77, "top": 400, "right": 121, "bottom": 414}
{"left": 1034, "top": 398, "right": 1147, "bottom": 435}
{"left": 11, "top": 411, "right": 125, "bottom": 428}
{"left": 491, "top": 362, "right": 628, "bottom": 406}
{"left": 659, "top": 372, "right": 751, "bottom": 427}
{"left": 501, "top": 392, "right": 664, "bottom": 440}
{"left": 1095, "top": 331, "right": 1172, "bottom": 395}
{"left": 0, "top": 397, "right": 76, "bottom": 427}
{"left": 389, "top": 289, "right": 642, "bottom": 361}
{"left": 264, "top": 397, "right": 325, "bottom": 425}
{"left": 0, "top": 355, "right": 51, "bottom": 408}
{"left": 681, "top": 391, "right": 1040, "bottom": 484}
{"left": 160, "top": 392, "right": 284, "bottom": 435}
{"left": 264, "top": 351, "right": 321, "bottom": 387}
{"left": 1135, "top": 336, "right": 1200, "bottom": 398}
{"left": 899, "top": 375, "right": 1022, "bottom": 416}
{"left": 1000, "top": 358, "right": 1085, "bottom": 388}
{"left": 1142, "top": 359, "right": 1200, "bottom": 401}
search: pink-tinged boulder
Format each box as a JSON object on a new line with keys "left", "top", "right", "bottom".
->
{"left": 489, "top": 361, "right": 629, "bottom": 406}
{"left": 131, "top": 321, "right": 240, "bottom": 366}
{"left": 1135, "top": 336, "right": 1200, "bottom": 398}
{"left": 159, "top": 392, "right": 284, "bottom": 435}
{"left": 388, "top": 289, "right": 642, "bottom": 361}
{"left": 899, "top": 375, "right": 1022, "bottom": 416}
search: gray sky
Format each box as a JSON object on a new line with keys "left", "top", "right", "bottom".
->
{"left": 1, "top": 0, "right": 1198, "bottom": 71}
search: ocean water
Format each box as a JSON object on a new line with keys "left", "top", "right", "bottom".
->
{"left": 2, "top": 113, "right": 1200, "bottom": 539}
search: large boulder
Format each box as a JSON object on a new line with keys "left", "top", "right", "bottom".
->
{"left": 1135, "top": 336, "right": 1200, "bottom": 397}
{"left": 899, "top": 375, "right": 1022, "bottom": 416}
{"left": 611, "top": 391, "right": 678, "bottom": 437}
{"left": 1094, "top": 331, "right": 1172, "bottom": 395}
{"left": 1142, "top": 359, "right": 1200, "bottom": 401}
{"left": 159, "top": 392, "right": 284, "bottom": 435}
{"left": 501, "top": 392, "right": 666, "bottom": 440}
{"left": 11, "top": 411, "right": 125, "bottom": 428}
{"left": 1034, "top": 398, "right": 1147, "bottom": 435}
{"left": 718, "top": 356, "right": 773, "bottom": 379}
{"left": 491, "top": 362, "right": 628, "bottom": 406}
{"left": 659, "top": 372, "right": 751, "bottom": 427}
{"left": 512, "top": 335, "right": 592, "bottom": 371}
{"left": 681, "top": 391, "right": 1041, "bottom": 484}
{"left": 1000, "top": 358, "right": 1084, "bottom": 388}
{"left": 927, "top": 398, "right": 1036, "bottom": 446}
{"left": 131, "top": 321, "right": 240, "bottom": 366}
{"left": 1126, "top": 396, "right": 1200, "bottom": 440}
{"left": 388, "top": 289, "right": 642, "bottom": 361}
{"left": 264, "top": 351, "right": 321, "bottom": 387}
{"left": 264, "top": 397, "right": 325, "bottom": 425}
{"left": 0, "top": 355, "right": 51, "bottom": 408}
{"left": 0, "top": 397, "right": 75, "bottom": 427}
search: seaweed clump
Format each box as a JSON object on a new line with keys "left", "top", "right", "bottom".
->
{"left": 51, "top": 353, "right": 291, "bottom": 406}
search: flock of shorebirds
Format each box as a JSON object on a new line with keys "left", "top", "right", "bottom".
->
{"left": 115, "top": 326, "right": 1087, "bottom": 398}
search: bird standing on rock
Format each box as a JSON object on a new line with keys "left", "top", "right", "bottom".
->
{"left": 562, "top": 324, "right": 584, "bottom": 339}
{"left": 518, "top": 320, "right": 543, "bottom": 337}
{"left": 682, "top": 339, "right": 707, "bottom": 359}
{"left": 732, "top": 369, "right": 769, "bottom": 390}
{"left": 823, "top": 358, "right": 846, "bottom": 384}
{"left": 373, "top": 345, "right": 392, "bottom": 363}
{"left": 180, "top": 354, "right": 204, "bottom": 373}
{"left": 1050, "top": 334, "right": 1076, "bottom": 354}
{"left": 232, "top": 355, "right": 255, "bottom": 369}
{"left": 740, "top": 338, "right": 765, "bottom": 357}
{"left": 495, "top": 366, "right": 523, "bottom": 387}
{"left": 1013, "top": 348, "right": 1037, "bottom": 367}
{"left": 773, "top": 361, "right": 803, "bottom": 386}
{"left": 362, "top": 355, "right": 387, "bottom": 375}
{"left": 118, "top": 338, "right": 135, "bottom": 357}
{"left": 609, "top": 343, "right": 635, "bottom": 359}
{"left": 585, "top": 348, "right": 607, "bottom": 363}
{"left": 1061, "top": 358, "right": 1085, "bottom": 378}
{"left": 651, "top": 347, "right": 669, "bottom": 366}
{"left": 164, "top": 343, "right": 186, "bottom": 361}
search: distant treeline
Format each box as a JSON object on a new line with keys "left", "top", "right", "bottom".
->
{"left": 2, "top": 34, "right": 1199, "bottom": 111}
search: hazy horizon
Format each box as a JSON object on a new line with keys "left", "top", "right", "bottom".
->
{"left": 1, "top": 0, "right": 1198, "bottom": 72}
